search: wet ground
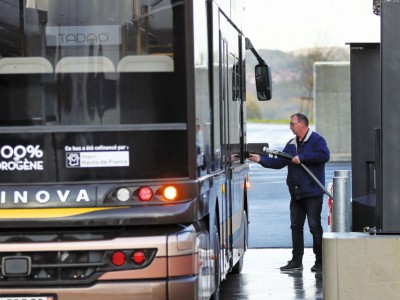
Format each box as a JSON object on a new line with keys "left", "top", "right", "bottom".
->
{"left": 220, "top": 248, "right": 322, "bottom": 300}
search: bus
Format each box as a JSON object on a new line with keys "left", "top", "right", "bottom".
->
{"left": 0, "top": 1, "right": 271, "bottom": 299}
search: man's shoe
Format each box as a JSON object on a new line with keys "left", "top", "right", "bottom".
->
{"left": 280, "top": 260, "right": 303, "bottom": 271}
{"left": 311, "top": 262, "right": 322, "bottom": 272}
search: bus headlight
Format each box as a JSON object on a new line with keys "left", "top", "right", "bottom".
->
{"left": 116, "top": 188, "right": 131, "bottom": 202}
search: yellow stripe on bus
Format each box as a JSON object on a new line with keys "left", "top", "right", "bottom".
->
{"left": 0, "top": 207, "right": 124, "bottom": 219}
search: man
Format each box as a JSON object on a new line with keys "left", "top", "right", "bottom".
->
{"left": 249, "top": 113, "right": 330, "bottom": 272}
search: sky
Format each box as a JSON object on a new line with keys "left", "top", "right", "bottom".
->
{"left": 244, "top": 0, "right": 381, "bottom": 51}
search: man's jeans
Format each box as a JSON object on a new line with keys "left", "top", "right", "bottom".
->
{"left": 290, "top": 196, "right": 323, "bottom": 263}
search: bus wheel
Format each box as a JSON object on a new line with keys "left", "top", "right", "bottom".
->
{"left": 231, "top": 210, "right": 247, "bottom": 274}
{"left": 210, "top": 220, "right": 220, "bottom": 300}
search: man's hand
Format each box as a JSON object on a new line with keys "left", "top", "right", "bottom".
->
{"left": 292, "top": 155, "right": 301, "bottom": 164}
{"left": 249, "top": 153, "right": 260, "bottom": 163}
{"left": 231, "top": 154, "right": 240, "bottom": 162}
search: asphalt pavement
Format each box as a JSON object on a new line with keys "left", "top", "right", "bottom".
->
{"left": 220, "top": 248, "right": 322, "bottom": 300}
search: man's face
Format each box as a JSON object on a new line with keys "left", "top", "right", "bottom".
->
{"left": 290, "top": 117, "right": 301, "bottom": 135}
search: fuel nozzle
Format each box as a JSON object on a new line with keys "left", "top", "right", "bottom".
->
{"left": 262, "top": 146, "right": 293, "bottom": 160}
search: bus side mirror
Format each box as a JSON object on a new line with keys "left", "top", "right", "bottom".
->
{"left": 255, "top": 64, "right": 272, "bottom": 101}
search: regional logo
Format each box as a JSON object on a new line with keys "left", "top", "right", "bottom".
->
{"left": 66, "top": 153, "right": 80, "bottom": 167}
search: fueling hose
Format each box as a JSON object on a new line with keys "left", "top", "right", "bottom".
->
{"left": 262, "top": 146, "right": 334, "bottom": 199}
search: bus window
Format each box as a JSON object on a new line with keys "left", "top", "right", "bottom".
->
{"left": 0, "top": 0, "right": 186, "bottom": 127}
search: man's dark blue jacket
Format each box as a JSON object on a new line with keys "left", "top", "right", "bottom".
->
{"left": 259, "top": 130, "right": 330, "bottom": 200}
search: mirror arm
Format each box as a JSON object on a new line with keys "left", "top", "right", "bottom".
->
{"left": 245, "top": 38, "right": 266, "bottom": 65}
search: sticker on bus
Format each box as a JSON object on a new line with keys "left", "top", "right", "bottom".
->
{"left": 66, "top": 151, "right": 129, "bottom": 168}
{"left": 0, "top": 145, "right": 44, "bottom": 171}
{"left": 65, "top": 144, "right": 130, "bottom": 168}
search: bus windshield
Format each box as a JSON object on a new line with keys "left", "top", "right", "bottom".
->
{"left": 0, "top": 0, "right": 186, "bottom": 127}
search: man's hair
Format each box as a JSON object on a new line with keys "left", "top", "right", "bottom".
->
{"left": 291, "top": 113, "right": 309, "bottom": 127}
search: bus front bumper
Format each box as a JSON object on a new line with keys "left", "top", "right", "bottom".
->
{"left": 0, "top": 276, "right": 198, "bottom": 300}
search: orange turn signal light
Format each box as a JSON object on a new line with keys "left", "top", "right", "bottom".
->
{"left": 163, "top": 186, "right": 178, "bottom": 201}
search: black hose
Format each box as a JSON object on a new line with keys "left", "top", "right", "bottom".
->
{"left": 262, "top": 147, "right": 333, "bottom": 199}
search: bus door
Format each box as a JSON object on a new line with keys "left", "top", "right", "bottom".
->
{"left": 220, "top": 12, "right": 243, "bottom": 274}
{"left": 219, "top": 34, "right": 231, "bottom": 275}
{"left": 228, "top": 44, "right": 248, "bottom": 264}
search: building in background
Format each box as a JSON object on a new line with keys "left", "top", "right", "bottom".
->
{"left": 314, "top": 62, "right": 351, "bottom": 162}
